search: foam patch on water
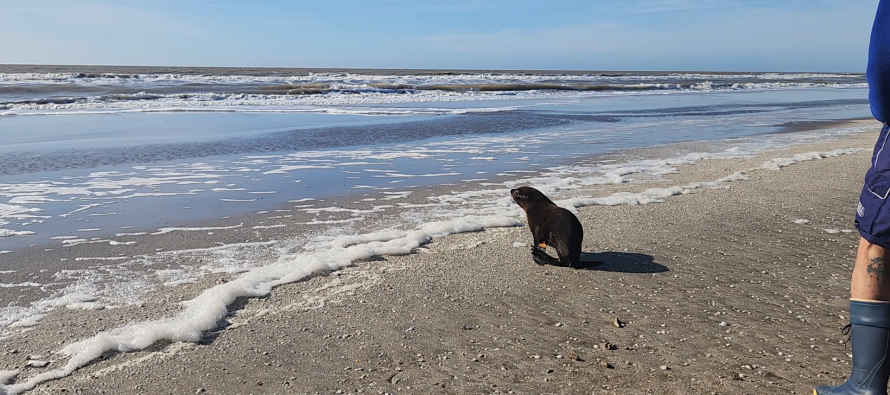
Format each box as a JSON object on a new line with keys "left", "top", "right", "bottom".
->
{"left": 0, "top": 230, "right": 34, "bottom": 238}
{"left": 151, "top": 224, "right": 243, "bottom": 235}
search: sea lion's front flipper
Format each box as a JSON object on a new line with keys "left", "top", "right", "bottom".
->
{"left": 531, "top": 247, "right": 560, "bottom": 266}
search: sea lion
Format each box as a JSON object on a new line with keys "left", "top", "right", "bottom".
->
{"left": 510, "top": 186, "right": 583, "bottom": 267}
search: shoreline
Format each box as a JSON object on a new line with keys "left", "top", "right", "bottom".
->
{"left": 0, "top": 120, "right": 880, "bottom": 394}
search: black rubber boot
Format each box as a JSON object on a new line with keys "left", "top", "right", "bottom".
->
{"left": 815, "top": 300, "right": 890, "bottom": 395}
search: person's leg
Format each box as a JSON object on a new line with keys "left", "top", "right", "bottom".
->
{"left": 816, "top": 238, "right": 890, "bottom": 395}
{"left": 852, "top": 238, "right": 890, "bottom": 301}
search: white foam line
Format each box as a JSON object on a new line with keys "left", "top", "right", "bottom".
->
{"left": 761, "top": 148, "right": 865, "bottom": 170}
{"left": 560, "top": 148, "right": 866, "bottom": 210}
{"left": 76, "top": 229, "right": 101, "bottom": 232}
{"left": 0, "top": 230, "right": 35, "bottom": 238}
{"left": 152, "top": 240, "right": 278, "bottom": 256}
{"left": 263, "top": 165, "right": 335, "bottom": 175}
{"left": 79, "top": 192, "right": 199, "bottom": 202}
{"left": 351, "top": 185, "right": 394, "bottom": 190}
{"left": 497, "top": 170, "right": 537, "bottom": 175}
{"left": 370, "top": 172, "right": 461, "bottom": 178}
{"left": 396, "top": 203, "right": 444, "bottom": 208}
{"left": 61, "top": 239, "right": 135, "bottom": 247}
{"left": 0, "top": 283, "right": 40, "bottom": 288}
{"left": 220, "top": 199, "right": 257, "bottom": 202}
{"left": 0, "top": 215, "right": 519, "bottom": 395}
{"left": 560, "top": 171, "right": 750, "bottom": 208}
{"left": 63, "top": 204, "right": 106, "bottom": 216}
{"left": 151, "top": 224, "right": 243, "bottom": 236}
{"left": 300, "top": 219, "right": 363, "bottom": 225}
{"left": 368, "top": 151, "right": 439, "bottom": 160}
{"left": 252, "top": 224, "right": 286, "bottom": 230}
{"left": 299, "top": 206, "right": 379, "bottom": 215}
{"left": 211, "top": 188, "right": 247, "bottom": 192}
{"left": 73, "top": 257, "right": 130, "bottom": 262}
{"left": 6, "top": 196, "right": 58, "bottom": 204}
{"left": 115, "top": 232, "right": 147, "bottom": 237}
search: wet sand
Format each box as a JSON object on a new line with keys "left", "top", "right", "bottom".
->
{"left": 1, "top": 121, "right": 882, "bottom": 394}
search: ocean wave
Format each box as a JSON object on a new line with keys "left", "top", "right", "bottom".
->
{"left": 0, "top": 71, "right": 865, "bottom": 88}
{"left": 0, "top": 80, "right": 869, "bottom": 116}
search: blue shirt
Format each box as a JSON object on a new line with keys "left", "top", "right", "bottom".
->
{"left": 869, "top": 0, "right": 890, "bottom": 123}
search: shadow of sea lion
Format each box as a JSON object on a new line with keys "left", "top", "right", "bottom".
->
{"left": 535, "top": 249, "right": 668, "bottom": 273}
{"left": 580, "top": 251, "right": 668, "bottom": 273}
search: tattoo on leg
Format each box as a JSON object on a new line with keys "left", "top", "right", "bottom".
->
{"left": 867, "top": 256, "right": 890, "bottom": 280}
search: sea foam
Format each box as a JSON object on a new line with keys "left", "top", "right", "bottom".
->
{"left": 0, "top": 215, "right": 518, "bottom": 395}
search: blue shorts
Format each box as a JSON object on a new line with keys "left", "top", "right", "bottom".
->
{"left": 857, "top": 123, "right": 890, "bottom": 248}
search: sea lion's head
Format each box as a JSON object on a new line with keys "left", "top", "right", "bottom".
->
{"left": 510, "top": 186, "right": 550, "bottom": 211}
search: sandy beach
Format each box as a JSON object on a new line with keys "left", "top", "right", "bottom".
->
{"left": 0, "top": 121, "right": 874, "bottom": 394}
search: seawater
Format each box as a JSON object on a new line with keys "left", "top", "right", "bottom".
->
{"left": 0, "top": 66, "right": 875, "bottom": 394}
{"left": 0, "top": 85, "right": 870, "bottom": 249}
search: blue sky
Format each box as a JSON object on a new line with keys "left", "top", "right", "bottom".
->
{"left": 0, "top": 0, "right": 879, "bottom": 72}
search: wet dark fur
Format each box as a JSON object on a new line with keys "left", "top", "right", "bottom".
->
{"left": 511, "top": 186, "right": 583, "bottom": 267}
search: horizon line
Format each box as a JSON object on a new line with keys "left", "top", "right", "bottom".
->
{"left": 0, "top": 63, "right": 865, "bottom": 75}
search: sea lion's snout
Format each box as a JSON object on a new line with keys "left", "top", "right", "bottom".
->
{"left": 510, "top": 188, "right": 520, "bottom": 202}
{"left": 510, "top": 187, "right": 530, "bottom": 205}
